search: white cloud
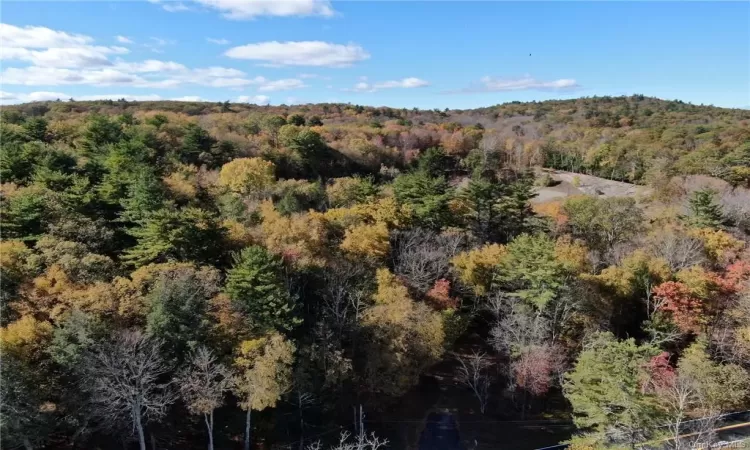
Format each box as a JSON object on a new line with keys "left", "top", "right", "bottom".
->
{"left": 78, "top": 93, "right": 163, "bottom": 101}
{"left": 0, "top": 90, "right": 68, "bottom": 104}
{"left": 258, "top": 78, "right": 306, "bottom": 92}
{"left": 144, "top": 37, "right": 176, "bottom": 53}
{"left": 1, "top": 66, "right": 146, "bottom": 86}
{"left": 162, "top": 2, "right": 191, "bottom": 12}
{"left": 0, "top": 91, "right": 164, "bottom": 104}
{"left": 116, "top": 35, "right": 134, "bottom": 44}
{"left": 376, "top": 77, "right": 429, "bottom": 89}
{"left": 207, "top": 37, "right": 230, "bottom": 45}
{"left": 0, "top": 23, "right": 91, "bottom": 48}
{"left": 0, "top": 23, "right": 129, "bottom": 69}
{"left": 298, "top": 73, "right": 331, "bottom": 80}
{"left": 346, "top": 77, "right": 429, "bottom": 93}
{"left": 0, "top": 23, "right": 303, "bottom": 98}
{"left": 0, "top": 62, "right": 288, "bottom": 91}
{"left": 194, "top": 0, "right": 334, "bottom": 20}
{"left": 237, "top": 95, "right": 270, "bottom": 105}
{"left": 454, "top": 76, "right": 579, "bottom": 93}
{"left": 192, "top": 66, "right": 246, "bottom": 78}
{"left": 2, "top": 46, "right": 129, "bottom": 68}
{"left": 225, "top": 41, "right": 369, "bottom": 67}
{"left": 148, "top": 0, "right": 192, "bottom": 12}
{"left": 116, "top": 60, "right": 187, "bottom": 73}
{"left": 171, "top": 96, "right": 206, "bottom": 102}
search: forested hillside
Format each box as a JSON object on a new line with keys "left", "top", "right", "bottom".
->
{"left": 1, "top": 95, "right": 750, "bottom": 450}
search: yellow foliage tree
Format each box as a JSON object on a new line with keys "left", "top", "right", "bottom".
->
{"left": 587, "top": 250, "right": 671, "bottom": 298}
{"left": 323, "top": 196, "right": 412, "bottom": 231}
{"left": 259, "top": 200, "right": 327, "bottom": 267}
{"left": 1, "top": 240, "right": 32, "bottom": 278}
{"left": 0, "top": 315, "right": 54, "bottom": 361}
{"left": 218, "top": 157, "right": 276, "bottom": 196}
{"left": 17, "top": 265, "right": 81, "bottom": 321}
{"left": 362, "top": 269, "right": 445, "bottom": 396}
{"left": 325, "top": 177, "right": 376, "bottom": 208}
{"left": 340, "top": 222, "right": 390, "bottom": 260}
{"left": 451, "top": 244, "right": 508, "bottom": 295}
{"left": 222, "top": 219, "right": 257, "bottom": 249}
{"left": 554, "top": 236, "right": 591, "bottom": 274}
{"left": 532, "top": 200, "right": 568, "bottom": 230}
{"left": 113, "top": 262, "right": 219, "bottom": 324}
{"left": 675, "top": 265, "right": 715, "bottom": 299}
{"left": 233, "top": 332, "right": 295, "bottom": 450}
{"left": 583, "top": 250, "right": 671, "bottom": 319}
{"left": 163, "top": 164, "right": 199, "bottom": 201}
{"left": 688, "top": 228, "right": 744, "bottom": 263}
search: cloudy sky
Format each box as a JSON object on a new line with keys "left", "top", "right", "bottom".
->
{"left": 1, "top": 1, "right": 748, "bottom": 108}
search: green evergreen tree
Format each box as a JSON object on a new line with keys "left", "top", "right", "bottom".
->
{"left": 124, "top": 207, "right": 226, "bottom": 267}
{"left": 563, "top": 332, "right": 664, "bottom": 447}
{"left": 181, "top": 123, "right": 216, "bottom": 165}
{"left": 496, "top": 233, "right": 566, "bottom": 310}
{"left": 0, "top": 143, "right": 36, "bottom": 184}
{"left": 417, "top": 147, "right": 450, "bottom": 177}
{"left": 224, "top": 246, "right": 299, "bottom": 333}
{"left": 120, "top": 169, "right": 166, "bottom": 222}
{"left": 0, "top": 187, "right": 53, "bottom": 241}
{"left": 21, "top": 117, "right": 48, "bottom": 142}
{"left": 81, "top": 114, "right": 123, "bottom": 154}
{"left": 146, "top": 267, "right": 219, "bottom": 361}
{"left": 288, "top": 114, "right": 306, "bottom": 126}
{"left": 688, "top": 187, "right": 724, "bottom": 228}
{"left": 393, "top": 171, "right": 453, "bottom": 229}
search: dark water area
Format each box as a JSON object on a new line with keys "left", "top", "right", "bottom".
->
{"left": 364, "top": 357, "right": 574, "bottom": 450}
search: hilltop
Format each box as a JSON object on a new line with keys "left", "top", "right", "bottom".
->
{"left": 4, "top": 95, "right": 749, "bottom": 188}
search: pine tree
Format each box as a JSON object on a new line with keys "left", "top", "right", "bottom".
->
{"left": 688, "top": 188, "right": 724, "bottom": 229}
{"left": 124, "top": 207, "right": 226, "bottom": 267}
{"left": 392, "top": 171, "right": 452, "bottom": 229}
{"left": 224, "top": 246, "right": 299, "bottom": 333}
{"left": 120, "top": 169, "right": 166, "bottom": 222}
{"left": 563, "top": 332, "right": 664, "bottom": 447}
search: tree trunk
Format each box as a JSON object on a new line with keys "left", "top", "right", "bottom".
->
{"left": 298, "top": 395, "right": 304, "bottom": 450}
{"left": 134, "top": 410, "right": 147, "bottom": 450}
{"left": 22, "top": 437, "right": 33, "bottom": 450}
{"left": 205, "top": 412, "right": 214, "bottom": 450}
{"left": 244, "top": 409, "right": 252, "bottom": 450}
{"left": 150, "top": 432, "right": 157, "bottom": 450}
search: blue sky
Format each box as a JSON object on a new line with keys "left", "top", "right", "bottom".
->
{"left": 1, "top": 1, "right": 748, "bottom": 108}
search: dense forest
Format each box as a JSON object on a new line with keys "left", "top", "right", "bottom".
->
{"left": 1, "top": 95, "right": 750, "bottom": 450}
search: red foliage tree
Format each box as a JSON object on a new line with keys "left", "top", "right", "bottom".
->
{"left": 653, "top": 281, "right": 703, "bottom": 333}
{"left": 425, "top": 279, "right": 458, "bottom": 310}
{"left": 643, "top": 351, "right": 676, "bottom": 393}
{"left": 513, "top": 345, "right": 564, "bottom": 396}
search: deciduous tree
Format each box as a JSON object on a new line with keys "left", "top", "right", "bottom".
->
{"left": 233, "top": 333, "right": 295, "bottom": 450}
{"left": 83, "top": 331, "right": 175, "bottom": 450}
{"left": 177, "top": 347, "right": 233, "bottom": 450}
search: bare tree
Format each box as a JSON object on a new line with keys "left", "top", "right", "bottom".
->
{"left": 477, "top": 132, "right": 502, "bottom": 171}
{"left": 177, "top": 347, "right": 232, "bottom": 450}
{"left": 83, "top": 330, "right": 175, "bottom": 450}
{"left": 321, "top": 260, "right": 369, "bottom": 336}
{"left": 489, "top": 301, "right": 549, "bottom": 360}
{"left": 306, "top": 430, "right": 388, "bottom": 450}
{"left": 650, "top": 230, "right": 705, "bottom": 272}
{"left": 391, "top": 229, "right": 465, "bottom": 293}
{"left": 456, "top": 351, "right": 493, "bottom": 414}
{"left": 720, "top": 188, "right": 750, "bottom": 233}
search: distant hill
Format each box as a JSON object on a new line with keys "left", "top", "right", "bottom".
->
{"left": 3, "top": 95, "right": 749, "bottom": 186}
